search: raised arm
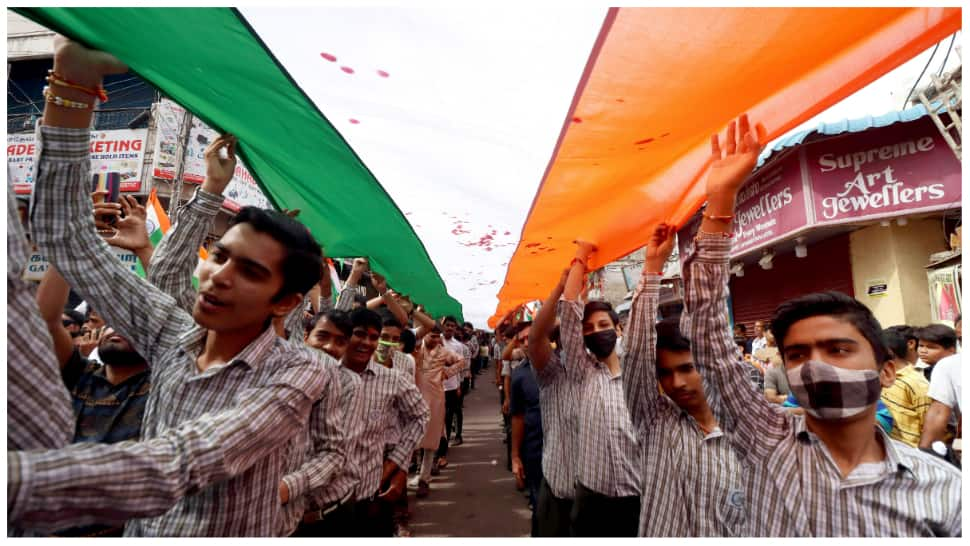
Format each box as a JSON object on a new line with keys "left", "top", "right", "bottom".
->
{"left": 148, "top": 135, "right": 237, "bottom": 314}
{"left": 30, "top": 39, "right": 192, "bottom": 368}
{"left": 35, "top": 267, "right": 77, "bottom": 368}
{"left": 622, "top": 225, "right": 673, "bottom": 431}
{"left": 529, "top": 270, "right": 567, "bottom": 372}
{"left": 8, "top": 354, "right": 327, "bottom": 532}
{"left": 558, "top": 242, "right": 599, "bottom": 381}
{"left": 681, "top": 115, "right": 786, "bottom": 461}
{"left": 412, "top": 306, "right": 437, "bottom": 340}
{"left": 335, "top": 258, "right": 367, "bottom": 312}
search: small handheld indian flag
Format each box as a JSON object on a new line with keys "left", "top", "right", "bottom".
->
{"left": 144, "top": 188, "right": 209, "bottom": 286}
{"left": 326, "top": 258, "right": 342, "bottom": 302}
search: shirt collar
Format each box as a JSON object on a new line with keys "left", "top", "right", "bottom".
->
{"left": 177, "top": 324, "right": 279, "bottom": 372}
{"left": 794, "top": 416, "right": 916, "bottom": 479}
{"left": 363, "top": 360, "right": 381, "bottom": 376}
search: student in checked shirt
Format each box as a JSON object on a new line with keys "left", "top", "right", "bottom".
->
{"left": 683, "top": 114, "right": 961, "bottom": 536}
{"left": 145, "top": 138, "right": 347, "bottom": 538}
{"left": 8, "top": 38, "right": 334, "bottom": 536}
{"left": 340, "top": 308, "right": 430, "bottom": 537}
{"left": 528, "top": 271, "right": 580, "bottom": 537}
{"left": 558, "top": 241, "right": 642, "bottom": 537}
{"left": 618, "top": 223, "right": 747, "bottom": 537}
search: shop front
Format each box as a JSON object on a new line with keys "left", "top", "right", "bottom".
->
{"left": 678, "top": 106, "right": 961, "bottom": 331}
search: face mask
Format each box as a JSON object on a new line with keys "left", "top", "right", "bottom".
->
{"left": 786, "top": 360, "right": 881, "bottom": 420}
{"left": 584, "top": 329, "right": 617, "bottom": 359}
{"left": 375, "top": 340, "right": 400, "bottom": 364}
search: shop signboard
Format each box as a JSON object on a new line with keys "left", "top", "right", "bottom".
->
{"left": 152, "top": 98, "right": 272, "bottom": 211}
{"left": 804, "top": 117, "right": 962, "bottom": 226}
{"left": 22, "top": 247, "right": 141, "bottom": 282}
{"left": 8, "top": 129, "right": 148, "bottom": 195}
{"left": 732, "top": 151, "right": 810, "bottom": 255}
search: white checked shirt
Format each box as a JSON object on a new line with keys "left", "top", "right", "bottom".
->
{"left": 10, "top": 126, "right": 329, "bottom": 536}
{"left": 384, "top": 350, "right": 417, "bottom": 449}
{"left": 148, "top": 187, "right": 347, "bottom": 537}
{"left": 534, "top": 348, "right": 581, "bottom": 500}
{"left": 350, "top": 360, "right": 429, "bottom": 501}
{"left": 682, "top": 233, "right": 961, "bottom": 536}
{"left": 558, "top": 299, "right": 642, "bottom": 498}
{"left": 622, "top": 271, "right": 747, "bottom": 536}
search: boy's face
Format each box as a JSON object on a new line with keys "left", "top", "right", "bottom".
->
{"left": 917, "top": 340, "right": 955, "bottom": 366}
{"left": 193, "top": 223, "right": 301, "bottom": 332}
{"left": 305, "top": 317, "right": 349, "bottom": 360}
{"left": 781, "top": 315, "right": 894, "bottom": 388}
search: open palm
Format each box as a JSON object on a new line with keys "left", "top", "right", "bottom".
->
{"left": 707, "top": 114, "right": 767, "bottom": 196}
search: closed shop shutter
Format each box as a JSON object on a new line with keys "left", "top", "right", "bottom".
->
{"left": 729, "top": 232, "right": 854, "bottom": 333}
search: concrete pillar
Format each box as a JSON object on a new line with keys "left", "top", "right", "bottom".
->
{"left": 849, "top": 218, "right": 949, "bottom": 327}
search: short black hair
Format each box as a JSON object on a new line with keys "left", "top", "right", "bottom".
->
{"left": 229, "top": 207, "right": 323, "bottom": 300}
{"left": 400, "top": 328, "right": 417, "bottom": 354}
{"left": 64, "top": 309, "right": 85, "bottom": 326}
{"left": 509, "top": 321, "right": 532, "bottom": 339}
{"left": 429, "top": 324, "right": 443, "bottom": 334}
{"left": 383, "top": 317, "right": 404, "bottom": 331}
{"left": 917, "top": 324, "right": 957, "bottom": 349}
{"left": 882, "top": 328, "right": 909, "bottom": 361}
{"left": 656, "top": 318, "right": 691, "bottom": 353}
{"left": 442, "top": 316, "right": 459, "bottom": 326}
{"left": 583, "top": 301, "right": 619, "bottom": 328}
{"left": 771, "top": 291, "right": 890, "bottom": 365}
{"left": 886, "top": 325, "right": 917, "bottom": 344}
{"left": 463, "top": 322, "right": 474, "bottom": 329}
{"left": 734, "top": 323, "right": 747, "bottom": 334}
{"left": 351, "top": 308, "right": 383, "bottom": 333}
{"left": 307, "top": 310, "right": 353, "bottom": 338}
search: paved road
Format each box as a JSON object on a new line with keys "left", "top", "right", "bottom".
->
{"left": 407, "top": 374, "right": 532, "bottom": 537}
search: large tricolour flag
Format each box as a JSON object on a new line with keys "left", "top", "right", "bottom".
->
{"left": 17, "top": 7, "right": 960, "bottom": 327}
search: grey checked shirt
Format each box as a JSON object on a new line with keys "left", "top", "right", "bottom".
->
{"left": 534, "top": 348, "right": 581, "bottom": 500}
{"left": 622, "top": 270, "right": 747, "bottom": 536}
{"left": 10, "top": 126, "right": 329, "bottom": 536}
{"left": 350, "top": 360, "right": 429, "bottom": 501}
{"left": 683, "top": 233, "right": 962, "bottom": 536}
{"left": 6, "top": 178, "right": 74, "bottom": 453}
{"left": 148, "top": 187, "right": 347, "bottom": 536}
{"left": 558, "top": 299, "right": 642, "bottom": 498}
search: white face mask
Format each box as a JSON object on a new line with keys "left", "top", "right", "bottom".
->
{"left": 786, "top": 359, "right": 881, "bottom": 420}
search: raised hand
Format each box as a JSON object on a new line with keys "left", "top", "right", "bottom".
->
{"left": 372, "top": 272, "right": 388, "bottom": 295}
{"left": 105, "top": 195, "right": 151, "bottom": 252}
{"left": 706, "top": 114, "right": 767, "bottom": 201}
{"left": 201, "top": 134, "right": 238, "bottom": 195}
{"left": 52, "top": 35, "right": 127, "bottom": 88}
{"left": 644, "top": 223, "right": 676, "bottom": 273}
{"left": 76, "top": 325, "right": 106, "bottom": 357}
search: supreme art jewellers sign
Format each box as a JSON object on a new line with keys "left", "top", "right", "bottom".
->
{"left": 805, "top": 116, "right": 961, "bottom": 225}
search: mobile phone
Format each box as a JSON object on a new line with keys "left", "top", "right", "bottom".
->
{"left": 92, "top": 172, "right": 122, "bottom": 225}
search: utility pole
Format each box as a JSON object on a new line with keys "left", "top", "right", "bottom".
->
{"left": 167, "top": 107, "right": 195, "bottom": 222}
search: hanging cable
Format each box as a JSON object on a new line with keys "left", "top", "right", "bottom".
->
{"left": 902, "top": 41, "right": 940, "bottom": 109}
{"left": 937, "top": 33, "right": 957, "bottom": 77}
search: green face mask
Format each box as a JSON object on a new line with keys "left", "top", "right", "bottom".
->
{"left": 376, "top": 339, "right": 400, "bottom": 364}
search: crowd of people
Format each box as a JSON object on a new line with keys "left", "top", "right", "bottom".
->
{"left": 6, "top": 38, "right": 962, "bottom": 538}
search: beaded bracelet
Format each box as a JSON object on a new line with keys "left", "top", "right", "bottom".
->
{"left": 703, "top": 211, "right": 734, "bottom": 222}
{"left": 46, "top": 70, "right": 109, "bottom": 102}
{"left": 43, "top": 86, "right": 93, "bottom": 110}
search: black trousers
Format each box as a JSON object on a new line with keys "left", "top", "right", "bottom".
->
{"left": 352, "top": 498, "right": 394, "bottom": 537}
{"left": 570, "top": 482, "right": 640, "bottom": 537}
{"left": 535, "top": 478, "right": 574, "bottom": 537}
{"left": 435, "top": 435, "right": 448, "bottom": 458}
{"left": 445, "top": 389, "right": 462, "bottom": 440}
{"left": 290, "top": 500, "right": 357, "bottom": 537}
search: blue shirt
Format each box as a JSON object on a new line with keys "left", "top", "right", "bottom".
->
{"left": 62, "top": 348, "right": 150, "bottom": 444}
{"left": 510, "top": 359, "right": 543, "bottom": 463}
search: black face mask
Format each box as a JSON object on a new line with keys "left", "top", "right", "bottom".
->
{"left": 584, "top": 329, "right": 617, "bottom": 359}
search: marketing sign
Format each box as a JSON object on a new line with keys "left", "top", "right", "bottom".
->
{"left": 8, "top": 129, "right": 148, "bottom": 195}
{"left": 804, "top": 117, "right": 961, "bottom": 225}
{"left": 22, "top": 247, "right": 141, "bottom": 282}
{"left": 152, "top": 99, "right": 272, "bottom": 211}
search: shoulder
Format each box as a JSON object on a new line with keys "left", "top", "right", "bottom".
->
{"left": 895, "top": 441, "right": 963, "bottom": 484}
